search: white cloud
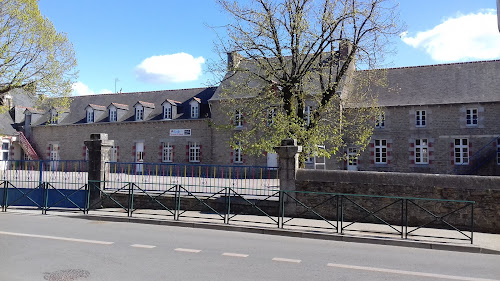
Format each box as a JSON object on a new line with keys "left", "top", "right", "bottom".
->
{"left": 71, "top": 82, "right": 112, "bottom": 96}
{"left": 135, "top": 52, "right": 205, "bottom": 83}
{"left": 401, "top": 10, "right": 500, "bottom": 62}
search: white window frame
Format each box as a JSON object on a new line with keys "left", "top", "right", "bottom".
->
{"left": 163, "top": 104, "right": 172, "bottom": 120}
{"left": 1, "top": 140, "right": 10, "bottom": 161}
{"left": 466, "top": 108, "right": 478, "bottom": 126}
{"left": 304, "top": 105, "right": 312, "bottom": 126}
{"left": 267, "top": 107, "right": 277, "bottom": 126}
{"left": 415, "top": 110, "right": 426, "bottom": 127}
{"left": 162, "top": 142, "right": 173, "bottom": 163}
{"left": 109, "top": 108, "right": 117, "bottom": 122}
{"left": 191, "top": 103, "right": 199, "bottom": 119}
{"left": 375, "top": 112, "right": 385, "bottom": 128}
{"left": 86, "top": 108, "right": 94, "bottom": 123}
{"left": 110, "top": 145, "right": 118, "bottom": 162}
{"left": 189, "top": 142, "right": 200, "bottom": 163}
{"left": 49, "top": 110, "right": 58, "bottom": 125}
{"left": 374, "top": 139, "right": 387, "bottom": 164}
{"left": 454, "top": 138, "right": 469, "bottom": 165}
{"left": 234, "top": 109, "right": 243, "bottom": 128}
{"left": 415, "top": 138, "right": 429, "bottom": 164}
{"left": 233, "top": 142, "right": 243, "bottom": 163}
{"left": 347, "top": 147, "right": 358, "bottom": 167}
{"left": 135, "top": 106, "right": 144, "bottom": 121}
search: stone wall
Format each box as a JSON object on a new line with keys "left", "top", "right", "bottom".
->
{"left": 31, "top": 119, "right": 212, "bottom": 163}
{"left": 295, "top": 169, "right": 500, "bottom": 233}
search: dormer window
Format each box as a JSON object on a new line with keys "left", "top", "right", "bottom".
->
{"left": 164, "top": 104, "right": 172, "bottom": 120}
{"left": 49, "top": 109, "right": 58, "bottom": 125}
{"left": 86, "top": 108, "right": 94, "bottom": 123}
{"left": 191, "top": 103, "right": 199, "bottom": 118}
{"left": 109, "top": 108, "right": 117, "bottom": 122}
{"left": 189, "top": 98, "right": 201, "bottom": 119}
{"left": 135, "top": 105, "right": 144, "bottom": 121}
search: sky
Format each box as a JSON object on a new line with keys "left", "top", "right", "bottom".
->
{"left": 37, "top": 0, "right": 500, "bottom": 96}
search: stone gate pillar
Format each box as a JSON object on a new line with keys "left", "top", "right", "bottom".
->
{"left": 84, "top": 133, "right": 114, "bottom": 209}
{"left": 274, "top": 139, "right": 302, "bottom": 192}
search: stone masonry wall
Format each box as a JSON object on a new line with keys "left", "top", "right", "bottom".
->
{"left": 30, "top": 119, "right": 212, "bottom": 164}
{"left": 295, "top": 169, "right": 500, "bottom": 233}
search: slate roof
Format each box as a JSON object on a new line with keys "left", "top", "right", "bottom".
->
{"left": 355, "top": 60, "right": 500, "bottom": 107}
{"left": 136, "top": 101, "right": 155, "bottom": 109}
{"left": 31, "top": 87, "right": 217, "bottom": 126}
{"left": 0, "top": 89, "right": 36, "bottom": 135}
{"left": 109, "top": 103, "right": 129, "bottom": 110}
{"left": 87, "top": 104, "right": 107, "bottom": 111}
{"left": 213, "top": 57, "right": 500, "bottom": 107}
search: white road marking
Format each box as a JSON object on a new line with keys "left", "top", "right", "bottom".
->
{"left": 130, "top": 244, "right": 156, "bottom": 249}
{"left": 272, "top": 257, "right": 301, "bottom": 263}
{"left": 222, "top": 252, "right": 249, "bottom": 258}
{"left": 174, "top": 248, "right": 201, "bottom": 253}
{"left": 0, "top": 230, "right": 114, "bottom": 245}
{"left": 327, "top": 263, "right": 500, "bottom": 281}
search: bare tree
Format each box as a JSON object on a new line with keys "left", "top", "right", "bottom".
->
{"left": 212, "top": 0, "right": 402, "bottom": 164}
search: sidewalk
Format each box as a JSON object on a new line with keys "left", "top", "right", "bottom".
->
{"left": 3, "top": 207, "right": 500, "bottom": 255}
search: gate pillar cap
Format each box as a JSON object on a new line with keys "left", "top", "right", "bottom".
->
{"left": 90, "top": 133, "right": 108, "bottom": 140}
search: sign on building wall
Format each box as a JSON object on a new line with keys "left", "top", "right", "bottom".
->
{"left": 169, "top": 129, "right": 192, "bottom": 137}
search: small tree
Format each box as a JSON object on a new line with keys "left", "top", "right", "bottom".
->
{"left": 212, "top": 0, "right": 401, "bottom": 165}
{"left": 0, "top": 0, "right": 77, "bottom": 109}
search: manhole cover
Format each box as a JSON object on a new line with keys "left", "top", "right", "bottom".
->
{"left": 43, "top": 269, "right": 90, "bottom": 281}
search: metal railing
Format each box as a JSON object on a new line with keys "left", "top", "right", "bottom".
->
{"left": 104, "top": 162, "right": 279, "bottom": 197}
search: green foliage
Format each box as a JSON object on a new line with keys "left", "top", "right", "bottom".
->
{"left": 0, "top": 0, "right": 77, "bottom": 107}
{"left": 213, "top": 0, "right": 401, "bottom": 165}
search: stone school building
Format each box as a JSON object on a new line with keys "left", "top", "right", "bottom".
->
{"left": 1, "top": 59, "right": 500, "bottom": 176}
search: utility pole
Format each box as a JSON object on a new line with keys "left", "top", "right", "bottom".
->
{"left": 498, "top": 0, "right": 500, "bottom": 32}
{"left": 114, "top": 78, "right": 120, "bottom": 93}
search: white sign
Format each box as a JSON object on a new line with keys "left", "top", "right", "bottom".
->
{"left": 170, "top": 129, "right": 192, "bottom": 136}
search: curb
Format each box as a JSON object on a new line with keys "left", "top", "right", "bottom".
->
{"left": 75, "top": 214, "right": 500, "bottom": 256}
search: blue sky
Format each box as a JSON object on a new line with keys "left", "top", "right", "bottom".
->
{"left": 37, "top": 0, "right": 500, "bottom": 96}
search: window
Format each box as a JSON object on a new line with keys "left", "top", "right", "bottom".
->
{"left": 163, "top": 104, "right": 172, "bottom": 120}
{"left": 86, "top": 109, "right": 94, "bottom": 123}
{"left": 304, "top": 105, "right": 312, "bottom": 126}
{"left": 234, "top": 110, "right": 243, "bottom": 127}
{"left": 135, "top": 106, "right": 144, "bottom": 121}
{"left": 347, "top": 147, "right": 358, "bottom": 169}
{"left": 189, "top": 142, "right": 200, "bottom": 162}
{"left": 466, "top": 108, "right": 478, "bottom": 126}
{"left": 415, "top": 138, "right": 429, "bottom": 164}
{"left": 162, "top": 142, "right": 173, "bottom": 162}
{"left": 109, "top": 108, "right": 117, "bottom": 122}
{"left": 374, "top": 139, "right": 387, "bottom": 164}
{"left": 110, "top": 145, "right": 118, "bottom": 162}
{"left": 191, "top": 104, "right": 199, "bottom": 119}
{"left": 267, "top": 107, "right": 277, "bottom": 126}
{"left": 454, "top": 138, "right": 469, "bottom": 165}
{"left": 416, "top": 110, "right": 426, "bottom": 127}
{"left": 49, "top": 110, "right": 58, "bottom": 125}
{"left": 1, "top": 141, "right": 9, "bottom": 161}
{"left": 233, "top": 142, "right": 243, "bottom": 163}
{"left": 375, "top": 112, "right": 385, "bottom": 128}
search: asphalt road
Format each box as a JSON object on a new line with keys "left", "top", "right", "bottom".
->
{"left": 0, "top": 212, "right": 499, "bottom": 281}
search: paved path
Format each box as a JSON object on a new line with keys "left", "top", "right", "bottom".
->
{"left": 1, "top": 212, "right": 499, "bottom": 281}
{"left": 3, "top": 207, "right": 500, "bottom": 255}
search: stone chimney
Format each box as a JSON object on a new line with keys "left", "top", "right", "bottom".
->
{"left": 338, "top": 40, "right": 353, "bottom": 61}
{"left": 227, "top": 51, "right": 242, "bottom": 71}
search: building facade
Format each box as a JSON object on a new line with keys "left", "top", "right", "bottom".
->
{"left": 2, "top": 60, "right": 500, "bottom": 176}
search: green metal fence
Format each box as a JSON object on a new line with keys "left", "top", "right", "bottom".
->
{"left": 85, "top": 181, "right": 474, "bottom": 244}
